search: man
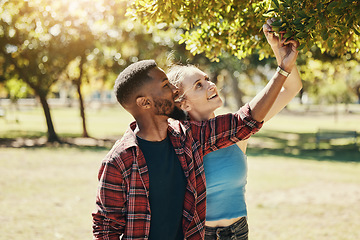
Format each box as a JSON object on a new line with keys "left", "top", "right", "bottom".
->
{"left": 92, "top": 33, "right": 298, "bottom": 240}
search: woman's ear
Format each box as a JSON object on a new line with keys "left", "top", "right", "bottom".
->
{"left": 136, "top": 97, "right": 151, "bottom": 109}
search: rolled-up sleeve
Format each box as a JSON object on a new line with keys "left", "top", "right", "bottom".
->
{"left": 237, "top": 102, "right": 264, "bottom": 135}
{"left": 190, "top": 103, "right": 263, "bottom": 154}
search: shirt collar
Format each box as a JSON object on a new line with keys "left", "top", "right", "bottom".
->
{"left": 119, "top": 119, "right": 188, "bottom": 150}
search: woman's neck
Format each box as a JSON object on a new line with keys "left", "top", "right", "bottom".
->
{"left": 190, "top": 111, "right": 216, "bottom": 121}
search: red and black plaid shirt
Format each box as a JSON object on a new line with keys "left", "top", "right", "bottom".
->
{"left": 92, "top": 103, "right": 263, "bottom": 240}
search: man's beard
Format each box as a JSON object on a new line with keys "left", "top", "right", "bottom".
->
{"left": 168, "top": 105, "right": 188, "bottom": 120}
{"left": 154, "top": 98, "right": 187, "bottom": 120}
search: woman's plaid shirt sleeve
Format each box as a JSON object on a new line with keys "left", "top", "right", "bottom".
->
{"left": 191, "top": 103, "right": 263, "bottom": 154}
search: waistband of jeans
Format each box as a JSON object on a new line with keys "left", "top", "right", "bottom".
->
{"left": 205, "top": 217, "right": 247, "bottom": 234}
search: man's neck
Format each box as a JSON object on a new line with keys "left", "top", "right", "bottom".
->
{"left": 135, "top": 116, "right": 169, "bottom": 142}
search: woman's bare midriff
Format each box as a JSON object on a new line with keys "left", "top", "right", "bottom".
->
{"left": 205, "top": 216, "right": 243, "bottom": 228}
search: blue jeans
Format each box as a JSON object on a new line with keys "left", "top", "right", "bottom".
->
{"left": 204, "top": 217, "right": 248, "bottom": 240}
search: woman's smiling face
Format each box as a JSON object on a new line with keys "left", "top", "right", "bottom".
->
{"left": 178, "top": 67, "right": 223, "bottom": 120}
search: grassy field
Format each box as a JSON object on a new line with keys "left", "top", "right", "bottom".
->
{"left": 0, "top": 147, "right": 102, "bottom": 240}
{"left": 0, "top": 103, "right": 360, "bottom": 239}
{"left": 247, "top": 157, "right": 360, "bottom": 240}
{"left": 1, "top": 148, "right": 359, "bottom": 240}
{"left": 0, "top": 104, "right": 134, "bottom": 139}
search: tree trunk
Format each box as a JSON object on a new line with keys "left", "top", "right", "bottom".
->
{"left": 38, "top": 93, "right": 60, "bottom": 143}
{"left": 299, "top": 88, "right": 304, "bottom": 105}
{"left": 355, "top": 84, "right": 360, "bottom": 104}
{"left": 231, "top": 76, "right": 244, "bottom": 109}
{"left": 76, "top": 56, "right": 89, "bottom": 138}
{"left": 76, "top": 80, "right": 89, "bottom": 137}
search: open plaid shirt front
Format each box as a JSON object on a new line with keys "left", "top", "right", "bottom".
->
{"left": 92, "top": 103, "right": 263, "bottom": 240}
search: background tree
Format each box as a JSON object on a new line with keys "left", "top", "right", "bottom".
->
{"left": 1, "top": 0, "right": 197, "bottom": 141}
{"left": 0, "top": 0, "right": 98, "bottom": 142}
{"left": 2, "top": 0, "right": 358, "bottom": 143}
{"left": 298, "top": 47, "right": 359, "bottom": 106}
{"left": 129, "top": 0, "right": 359, "bottom": 108}
{"left": 129, "top": 0, "right": 360, "bottom": 61}
{"left": 1, "top": 1, "right": 66, "bottom": 142}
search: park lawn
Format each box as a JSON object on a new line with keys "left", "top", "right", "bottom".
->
{"left": 1, "top": 147, "right": 360, "bottom": 240}
{"left": 0, "top": 147, "right": 104, "bottom": 240}
{"left": 1, "top": 103, "right": 360, "bottom": 139}
{"left": 247, "top": 156, "right": 360, "bottom": 240}
{"left": 1, "top": 103, "right": 360, "bottom": 239}
{"left": 0, "top": 105, "right": 134, "bottom": 139}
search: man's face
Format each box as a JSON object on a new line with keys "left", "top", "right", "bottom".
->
{"left": 147, "top": 67, "right": 181, "bottom": 118}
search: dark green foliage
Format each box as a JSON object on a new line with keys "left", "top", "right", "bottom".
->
{"left": 129, "top": 0, "right": 360, "bottom": 61}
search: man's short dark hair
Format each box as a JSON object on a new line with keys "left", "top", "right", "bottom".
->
{"left": 114, "top": 60, "right": 157, "bottom": 106}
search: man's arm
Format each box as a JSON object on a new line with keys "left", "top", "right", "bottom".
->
{"left": 92, "top": 160, "right": 126, "bottom": 240}
{"left": 249, "top": 20, "right": 299, "bottom": 122}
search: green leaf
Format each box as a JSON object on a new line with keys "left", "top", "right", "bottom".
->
{"left": 271, "top": 26, "right": 280, "bottom": 32}
{"left": 284, "top": 0, "right": 291, "bottom": 5}
{"left": 271, "top": 20, "right": 282, "bottom": 27}
{"left": 226, "top": 5, "right": 231, "bottom": 13}
{"left": 327, "top": 1, "right": 338, "bottom": 9}
{"left": 265, "top": 8, "right": 275, "bottom": 14}
{"left": 353, "top": 27, "right": 360, "bottom": 36}
{"left": 279, "top": 26, "right": 287, "bottom": 32}
{"left": 283, "top": 32, "right": 293, "bottom": 39}
{"left": 297, "top": 10, "right": 308, "bottom": 19}
{"left": 321, "top": 29, "right": 329, "bottom": 40}
{"left": 138, "top": 0, "right": 147, "bottom": 7}
{"left": 306, "top": 20, "right": 316, "bottom": 30}
{"left": 272, "top": 0, "right": 279, "bottom": 9}
{"left": 283, "top": 2, "right": 289, "bottom": 8}
{"left": 328, "top": 29, "right": 336, "bottom": 34}
{"left": 333, "top": 8, "right": 342, "bottom": 15}
{"left": 340, "top": 1, "right": 350, "bottom": 8}
{"left": 327, "top": 37, "right": 334, "bottom": 48}
{"left": 297, "top": 43, "right": 306, "bottom": 50}
{"left": 178, "top": 38, "right": 186, "bottom": 44}
{"left": 296, "top": 32, "right": 307, "bottom": 39}
{"left": 294, "top": 18, "right": 302, "bottom": 26}
{"left": 316, "top": 3, "right": 322, "bottom": 10}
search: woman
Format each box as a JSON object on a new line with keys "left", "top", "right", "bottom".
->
{"left": 167, "top": 19, "right": 302, "bottom": 240}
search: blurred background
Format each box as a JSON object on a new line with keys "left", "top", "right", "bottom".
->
{"left": 0, "top": 0, "right": 359, "bottom": 239}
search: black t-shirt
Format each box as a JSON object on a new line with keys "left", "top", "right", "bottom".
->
{"left": 137, "top": 135, "right": 187, "bottom": 240}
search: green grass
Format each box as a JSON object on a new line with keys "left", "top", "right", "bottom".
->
{"left": 247, "top": 156, "right": 360, "bottom": 240}
{"left": 0, "top": 105, "right": 134, "bottom": 139}
{"left": 1, "top": 147, "right": 359, "bottom": 240}
{"left": 0, "top": 147, "right": 104, "bottom": 240}
{"left": 1, "top": 103, "right": 359, "bottom": 140}
{"left": 1, "top": 103, "right": 360, "bottom": 239}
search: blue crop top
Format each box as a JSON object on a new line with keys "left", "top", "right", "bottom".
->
{"left": 204, "top": 144, "right": 247, "bottom": 221}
